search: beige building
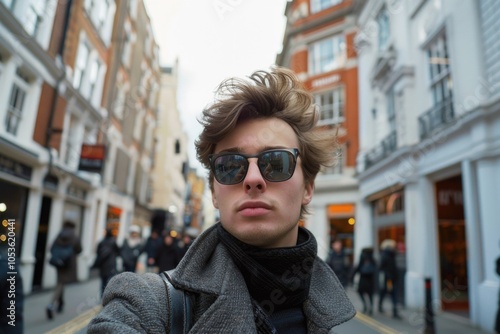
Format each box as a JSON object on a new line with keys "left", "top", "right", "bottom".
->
{"left": 151, "top": 62, "right": 189, "bottom": 229}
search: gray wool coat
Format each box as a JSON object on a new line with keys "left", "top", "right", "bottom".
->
{"left": 87, "top": 224, "right": 356, "bottom": 333}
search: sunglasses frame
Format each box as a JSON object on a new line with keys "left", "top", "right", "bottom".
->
{"left": 208, "top": 148, "right": 300, "bottom": 185}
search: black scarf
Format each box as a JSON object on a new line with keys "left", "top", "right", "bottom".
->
{"left": 217, "top": 224, "right": 317, "bottom": 314}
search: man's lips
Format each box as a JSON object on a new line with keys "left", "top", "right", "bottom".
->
{"left": 237, "top": 202, "right": 271, "bottom": 217}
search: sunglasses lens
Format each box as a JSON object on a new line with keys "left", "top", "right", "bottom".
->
{"left": 213, "top": 154, "right": 247, "bottom": 185}
{"left": 259, "top": 151, "right": 296, "bottom": 182}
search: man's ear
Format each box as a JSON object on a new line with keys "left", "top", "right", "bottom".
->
{"left": 212, "top": 193, "right": 219, "bottom": 209}
{"left": 302, "top": 180, "right": 314, "bottom": 205}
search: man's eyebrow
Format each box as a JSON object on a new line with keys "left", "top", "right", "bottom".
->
{"left": 216, "top": 146, "right": 288, "bottom": 154}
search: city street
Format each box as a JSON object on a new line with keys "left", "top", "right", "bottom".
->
{"left": 23, "top": 277, "right": 491, "bottom": 334}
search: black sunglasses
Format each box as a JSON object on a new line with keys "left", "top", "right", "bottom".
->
{"left": 209, "top": 148, "right": 300, "bottom": 185}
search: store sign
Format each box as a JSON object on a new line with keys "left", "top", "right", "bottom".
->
{"left": 79, "top": 144, "right": 105, "bottom": 173}
{"left": 435, "top": 176, "right": 464, "bottom": 220}
{"left": 0, "top": 154, "right": 32, "bottom": 180}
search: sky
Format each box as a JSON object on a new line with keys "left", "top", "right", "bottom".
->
{"left": 144, "top": 0, "right": 289, "bottom": 174}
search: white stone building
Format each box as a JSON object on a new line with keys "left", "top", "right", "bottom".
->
{"left": 355, "top": 0, "right": 500, "bottom": 331}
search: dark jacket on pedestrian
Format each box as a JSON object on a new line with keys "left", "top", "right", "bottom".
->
{"left": 352, "top": 248, "right": 376, "bottom": 294}
{"left": 120, "top": 238, "right": 144, "bottom": 272}
{"left": 51, "top": 225, "right": 82, "bottom": 284}
{"left": 326, "top": 248, "right": 349, "bottom": 287}
{"left": 87, "top": 223, "right": 356, "bottom": 333}
{"left": 93, "top": 234, "right": 120, "bottom": 278}
{"left": 155, "top": 236, "right": 181, "bottom": 272}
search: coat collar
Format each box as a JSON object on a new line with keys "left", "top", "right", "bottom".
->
{"left": 169, "top": 223, "right": 355, "bottom": 332}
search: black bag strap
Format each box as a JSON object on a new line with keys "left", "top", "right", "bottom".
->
{"left": 160, "top": 270, "right": 193, "bottom": 333}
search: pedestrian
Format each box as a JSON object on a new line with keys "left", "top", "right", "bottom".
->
{"left": 46, "top": 221, "right": 82, "bottom": 320}
{"left": 352, "top": 247, "right": 376, "bottom": 315}
{"left": 120, "top": 225, "right": 144, "bottom": 273}
{"left": 92, "top": 228, "right": 120, "bottom": 296}
{"left": 144, "top": 229, "right": 162, "bottom": 273}
{"left": 88, "top": 67, "right": 355, "bottom": 332}
{"left": 326, "top": 239, "right": 349, "bottom": 287}
{"left": 378, "top": 239, "right": 401, "bottom": 319}
{"left": 495, "top": 255, "right": 500, "bottom": 334}
{"left": 155, "top": 233, "right": 181, "bottom": 272}
{"left": 0, "top": 220, "right": 24, "bottom": 333}
{"left": 177, "top": 233, "right": 192, "bottom": 260}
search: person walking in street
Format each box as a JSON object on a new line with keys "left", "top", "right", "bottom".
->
{"left": 120, "top": 225, "right": 144, "bottom": 273}
{"left": 88, "top": 67, "right": 355, "bottom": 333}
{"left": 378, "top": 239, "right": 401, "bottom": 319}
{"left": 46, "top": 221, "right": 82, "bottom": 320}
{"left": 177, "top": 233, "right": 193, "bottom": 260}
{"left": 326, "top": 239, "right": 350, "bottom": 287}
{"left": 352, "top": 247, "right": 376, "bottom": 315}
{"left": 144, "top": 229, "right": 162, "bottom": 273}
{"left": 155, "top": 232, "right": 181, "bottom": 273}
{"left": 92, "top": 228, "right": 120, "bottom": 296}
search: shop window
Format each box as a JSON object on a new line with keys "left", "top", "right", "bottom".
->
{"left": 373, "top": 190, "right": 404, "bottom": 216}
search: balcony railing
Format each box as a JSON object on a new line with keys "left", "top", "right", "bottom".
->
{"left": 418, "top": 98, "right": 455, "bottom": 139}
{"left": 364, "top": 131, "right": 397, "bottom": 170}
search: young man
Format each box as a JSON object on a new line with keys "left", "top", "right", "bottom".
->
{"left": 88, "top": 67, "right": 355, "bottom": 333}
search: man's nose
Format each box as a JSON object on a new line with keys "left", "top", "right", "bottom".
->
{"left": 243, "top": 159, "right": 266, "bottom": 191}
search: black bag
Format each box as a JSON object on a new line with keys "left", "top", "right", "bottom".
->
{"left": 160, "top": 270, "right": 193, "bottom": 333}
{"left": 359, "top": 259, "right": 375, "bottom": 274}
{"left": 49, "top": 243, "right": 74, "bottom": 269}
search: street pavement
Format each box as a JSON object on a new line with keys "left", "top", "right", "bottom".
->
{"left": 23, "top": 277, "right": 491, "bottom": 333}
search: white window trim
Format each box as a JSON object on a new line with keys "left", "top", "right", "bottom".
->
{"left": 308, "top": 34, "right": 346, "bottom": 75}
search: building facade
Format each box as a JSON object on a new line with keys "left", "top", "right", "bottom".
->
{"left": 355, "top": 0, "right": 500, "bottom": 331}
{"left": 277, "top": 0, "right": 360, "bottom": 260}
{"left": 0, "top": 0, "right": 171, "bottom": 293}
{"left": 150, "top": 63, "right": 189, "bottom": 232}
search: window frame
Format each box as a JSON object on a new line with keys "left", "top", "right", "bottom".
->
{"left": 308, "top": 34, "right": 346, "bottom": 75}
{"left": 5, "top": 70, "right": 30, "bottom": 136}
{"left": 310, "top": 0, "right": 342, "bottom": 14}
{"left": 314, "top": 86, "right": 345, "bottom": 126}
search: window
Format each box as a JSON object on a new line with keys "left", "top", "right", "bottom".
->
{"left": 427, "top": 33, "right": 453, "bottom": 106}
{"left": 24, "top": 0, "right": 46, "bottom": 36}
{"left": 310, "top": 0, "right": 342, "bottom": 14}
{"left": 377, "top": 6, "right": 390, "bottom": 50}
{"left": 5, "top": 69, "right": 30, "bottom": 135}
{"left": 84, "top": 0, "right": 94, "bottom": 12}
{"left": 323, "top": 146, "right": 344, "bottom": 175}
{"left": 96, "top": 0, "right": 110, "bottom": 31}
{"left": 309, "top": 34, "right": 346, "bottom": 75}
{"left": 113, "top": 85, "right": 127, "bottom": 119}
{"left": 87, "top": 58, "right": 100, "bottom": 100}
{"left": 122, "top": 24, "right": 133, "bottom": 67}
{"left": 314, "top": 86, "right": 345, "bottom": 125}
{"left": 73, "top": 43, "right": 90, "bottom": 90}
{"left": 133, "top": 111, "right": 143, "bottom": 141}
{"left": 64, "top": 116, "right": 79, "bottom": 168}
{"left": 2, "top": 0, "right": 14, "bottom": 10}
{"left": 387, "top": 88, "right": 396, "bottom": 132}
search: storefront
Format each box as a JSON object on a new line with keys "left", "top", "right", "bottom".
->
{"left": 371, "top": 189, "right": 407, "bottom": 305}
{"left": 435, "top": 175, "right": 468, "bottom": 312}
